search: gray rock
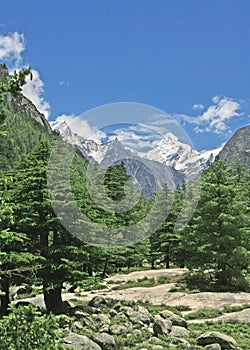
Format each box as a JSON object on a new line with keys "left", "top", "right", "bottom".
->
{"left": 112, "top": 312, "right": 128, "bottom": 323}
{"left": 120, "top": 306, "right": 135, "bottom": 317}
{"left": 109, "top": 309, "right": 117, "bottom": 317}
{"left": 149, "top": 336, "right": 162, "bottom": 344}
{"left": 153, "top": 315, "right": 172, "bottom": 337}
{"left": 197, "top": 331, "right": 238, "bottom": 350}
{"left": 160, "top": 310, "right": 188, "bottom": 328}
{"left": 129, "top": 310, "right": 152, "bottom": 326}
{"left": 170, "top": 325, "right": 190, "bottom": 338}
{"left": 89, "top": 296, "right": 107, "bottom": 308}
{"left": 94, "top": 332, "right": 116, "bottom": 349}
{"left": 205, "top": 344, "right": 222, "bottom": 350}
{"left": 64, "top": 333, "right": 101, "bottom": 350}
{"left": 72, "top": 321, "right": 84, "bottom": 331}
{"left": 93, "top": 313, "right": 111, "bottom": 325}
{"left": 109, "top": 324, "right": 128, "bottom": 336}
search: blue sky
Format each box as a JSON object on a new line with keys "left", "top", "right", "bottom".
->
{"left": 0, "top": 0, "right": 250, "bottom": 151}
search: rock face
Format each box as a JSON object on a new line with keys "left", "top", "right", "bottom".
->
{"left": 197, "top": 331, "right": 238, "bottom": 350}
{"left": 219, "top": 124, "right": 250, "bottom": 166}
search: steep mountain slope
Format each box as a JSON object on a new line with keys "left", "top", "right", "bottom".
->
{"left": 219, "top": 125, "right": 250, "bottom": 166}
{"left": 0, "top": 64, "right": 53, "bottom": 169}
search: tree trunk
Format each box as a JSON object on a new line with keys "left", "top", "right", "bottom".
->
{"left": 43, "top": 284, "right": 65, "bottom": 314}
{"left": 165, "top": 245, "right": 170, "bottom": 269}
{"left": 102, "top": 258, "right": 109, "bottom": 278}
{"left": 0, "top": 277, "right": 10, "bottom": 316}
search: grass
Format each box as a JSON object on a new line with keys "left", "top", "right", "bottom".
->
{"left": 184, "top": 308, "right": 223, "bottom": 320}
{"left": 111, "top": 274, "right": 175, "bottom": 290}
{"left": 111, "top": 277, "right": 156, "bottom": 290}
{"left": 137, "top": 300, "right": 191, "bottom": 316}
{"left": 185, "top": 304, "right": 250, "bottom": 320}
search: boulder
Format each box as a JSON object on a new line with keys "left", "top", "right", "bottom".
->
{"left": 89, "top": 296, "right": 107, "bottom": 308}
{"left": 153, "top": 315, "right": 172, "bottom": 337}
{"left": 94, "top": 332, "right": 116, "bottom": 349}
{"left": 160, "top": 310, "right": 188, "bottom": 328}
{"left": 64, "top": 333, "right": 101, "bottom": 350}
{"left": 109, "top": 324, "right": 128, "bottom": 336}
{"left": 197, "top": 332, "right": 238, "bottom": 350}
{"left": 170, "top": 325, "right": 190, "bottom": 338}
{"left": 93, "top": 313, "right": 111, "bottom": 325}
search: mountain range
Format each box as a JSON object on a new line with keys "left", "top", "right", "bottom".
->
{"left": 50, "top": 118, "right": 222, "bottom": 197}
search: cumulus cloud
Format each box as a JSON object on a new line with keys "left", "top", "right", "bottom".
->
{"left": 0, "top": 32, "right": 25, "bottom": 66}
{"left": 22, "top": 69, "right": 51, "bottom": 119}
{"left": 179, "top": 96, "right": 242, "bottom": 135}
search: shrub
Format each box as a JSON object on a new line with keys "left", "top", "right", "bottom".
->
{"left": 0, "top": 305, "right": 66, "bottom": 350}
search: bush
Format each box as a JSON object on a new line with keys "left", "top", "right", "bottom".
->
{"left": 0, "top": 305, "right": 66, "bottom": 350}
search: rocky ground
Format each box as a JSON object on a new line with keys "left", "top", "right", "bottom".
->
{"left": 16, "top": 268, "right": 250, "bottom": 349}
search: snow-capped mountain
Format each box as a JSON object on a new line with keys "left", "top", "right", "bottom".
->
{"left": 50, "top": 118, "right": 221, "bottom": 196}
{"left": 142, "top": 132, "right": 222, "bottom": 179}
{"left": 50, "top": 119, "right": 103, "bottom": 162}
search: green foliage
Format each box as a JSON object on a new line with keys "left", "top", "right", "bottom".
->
{"left": 137, "top": 300, "right": 190, "bottom": 315}
{"left": 0, "top": 305, "right": 66, "bottom": 349}
{"left": 183, "top": 159, "right": 250, "bottom": 289}
{"left": 184, "top": 307, "right": 223, "bottom": 320}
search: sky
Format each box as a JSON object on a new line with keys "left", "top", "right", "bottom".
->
{"left": 0, "top": 0, "right": 250, "bottom": 151}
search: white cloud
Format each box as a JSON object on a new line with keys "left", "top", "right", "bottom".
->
{"left": 192, "top": 103, "right": 204, "bottom": 111}
{"left": 22, "top": 69, "right": 51, "bottom": 119}
{"left": 179, "top": 96, "right": 242, "bottom": 135}
{"left": 0, "top": 32, "right": 25, "bottom": 66}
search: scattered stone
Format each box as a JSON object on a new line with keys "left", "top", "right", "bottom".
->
{"left": 197, "top": 331, "right": 238, "bottom": 350}
{"left": 170, "top": 325, "right": 190, "bottom": 338}
{"left": 64, "top": 333, "right": 101, "bottom": 350}
{"left": 94, "top": 332, "right": 116, "bottom": 349}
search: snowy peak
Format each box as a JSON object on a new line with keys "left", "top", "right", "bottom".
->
{"left": 142, "top": 132, "right": 221, "bottom": 179}
{"left": 50, "top": 119, "right": 103, "bottom": 162}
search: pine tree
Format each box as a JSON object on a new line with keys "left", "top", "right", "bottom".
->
{"left": 184, "top": 159, "right": 250, "bottom": 287}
